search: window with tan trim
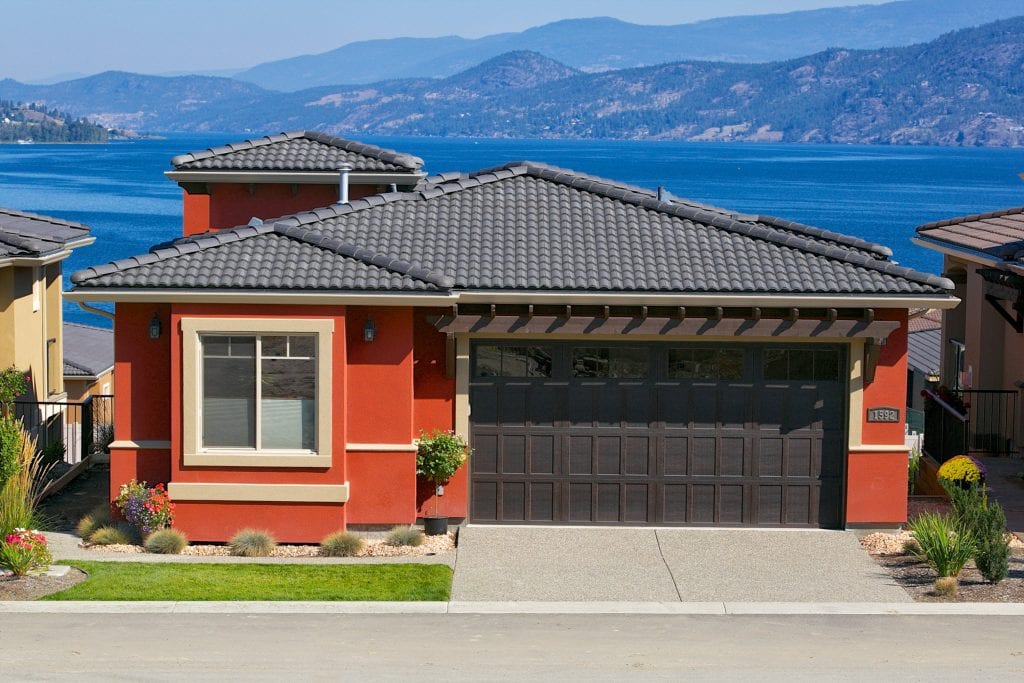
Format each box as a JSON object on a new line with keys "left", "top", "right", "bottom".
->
{"left": 181, "top": 318, "right": 333, "bottom": 468}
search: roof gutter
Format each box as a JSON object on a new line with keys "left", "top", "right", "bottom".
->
{"left": 64, "top": 287, "right": 959, "bottom": 310}
{"left": 164, "top": 170, "right": 426, "bottom": 186}
{"left": 0, "top": 244, "right": 92, "bottom": 269}
{"left": 911, "top": 235, "right": 1001, "bottom": 267}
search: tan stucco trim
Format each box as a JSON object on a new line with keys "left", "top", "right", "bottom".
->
{"left": 455, "top": 336, "right": 470, "bottom": 445}
{"left": 66, "top": 290, "right": 458, "bottom": 306}
{"left": 109, "top": 440, "right": 171, "bottom": 450}
{"left": 848, "top": 340, "right": 864, "bottom": 450}
{"left": 849, "top": 444, "right": 913, "bottom": 453}
{"left": 911, "top": 236, "right": 1001, "bottom": 268}
{"left": 164, "top": 170, "right": 425, "bottom": 185}
{"left": 181, "top": 317, "right": 333, "bottom": 467}
{"left": 346, "top": 443, "right": 419, "bottom": 452}
{"left": 167, "top": 482, "right": 349, "bottom": 503}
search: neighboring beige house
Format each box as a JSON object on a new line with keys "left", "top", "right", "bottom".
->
{"left": 913, "top": 207, "right": 1024, "bottom": 455}
{"left": 63, "top": 321, "right": 113, "bottom": 402}
{"left": 0, "top": 208, "right": 93, "bottom": 402}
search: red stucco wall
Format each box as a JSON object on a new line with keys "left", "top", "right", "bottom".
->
{"left": 182, "top": 182, "right": 381, "bottom": 235}
{"left": 846, "top": 308, "right": 910, "bottom": 525}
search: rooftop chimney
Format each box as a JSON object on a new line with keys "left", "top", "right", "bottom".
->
{"left": 338, "top": 163, "right": 353, "bottom": 203}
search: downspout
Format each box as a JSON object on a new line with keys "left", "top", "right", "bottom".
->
{"left": 77, "top": 301, "right": 115, "bottom": 322}
{"left": 338, "top": 163, "right": 353, "bottom": 203}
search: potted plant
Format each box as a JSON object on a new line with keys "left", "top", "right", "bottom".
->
{"left": 416, "top": 429, "right": 469, "bottom": 535}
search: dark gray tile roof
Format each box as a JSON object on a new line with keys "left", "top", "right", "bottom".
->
{"left": 0, "top": 208, "right": 92, "bottom": 262}
{"left": 170, "top": 131, "right": 424, "bottom": 173}
{"left": 72, "top": 162, "right": 953, "bottom": 296}
{"left": 63, "top": 322, "right": 114, "bottom": 378}
{"left": 908, "top": 327, "right": 941, "bottom": 376}
{"left": 916, "top": 207, "right": 1024, "bottom": 261}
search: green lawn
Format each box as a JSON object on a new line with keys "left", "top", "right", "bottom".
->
{"left": 43, "top": 561, "right": 452, "bottom": 601}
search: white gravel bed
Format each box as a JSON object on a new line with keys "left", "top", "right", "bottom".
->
{"left": 82, "top": 531, "right": 456, "bottom": 558}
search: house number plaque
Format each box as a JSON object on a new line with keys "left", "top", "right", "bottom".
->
{"left": 867, "top": 406, "right": 900, "bottom": 423}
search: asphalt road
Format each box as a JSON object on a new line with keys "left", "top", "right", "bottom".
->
{"left": 2, "top": 613, "right": 1022, "bottom": 680}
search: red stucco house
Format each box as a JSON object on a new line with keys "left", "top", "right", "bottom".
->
{"left": 67, "top": 136, "right": 958, "bottom": 542}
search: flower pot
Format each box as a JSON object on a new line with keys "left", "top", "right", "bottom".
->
{"left": 423, "top": 516, "right": 449, "bottom": 536}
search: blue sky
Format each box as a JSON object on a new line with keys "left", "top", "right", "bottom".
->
{"left": 0, "top": 0, "right": 892, "bottom": 82}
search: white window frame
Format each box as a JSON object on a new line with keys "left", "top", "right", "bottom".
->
{"left": 181, "top": 318, "right": 333, "bottom": 467}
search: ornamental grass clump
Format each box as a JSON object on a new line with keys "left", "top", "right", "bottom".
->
{"left": 228, "top": 529, "right": 277, "bottom": 557}
{"left": 0, "top": 418, "right": 51, "bottom": 538}
{"left": 87, "top": 524, "right": 133, "bottom": 546}
{"left": 76, "top": 503, "right": 112, "bottom": 542}
{"left": 320, "top": 531, "right": 365, "bottom": 557}
{"left": 144, "top": 528, "right": 189, "bottom": 555}
{"left": 115, "top": 480, "right": 174, "bottom": 538}
{"left": 909, "top": 511, "right": 975, "bottom": 594}
{"left": 385, "top": 525, "right": 424, "bottom": 548}
{"left": 0, "top": 528, "right": 52, "bottom": 576}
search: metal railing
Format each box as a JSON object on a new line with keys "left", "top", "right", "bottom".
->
{"left": 958, "top": 389, "right": 1017, "bottom": 456}
{"left": 13, "top": 395, "right": 114, "bottom": 466}
{"left": 922, "top": 389, "right": 968, "bottom": 463}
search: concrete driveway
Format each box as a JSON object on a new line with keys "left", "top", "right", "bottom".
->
{"left": 452, "top": 526, "right": 911, "bottom": 602}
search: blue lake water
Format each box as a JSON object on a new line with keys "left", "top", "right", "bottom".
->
{"left": 0, "top": 133, "right": 1021, "bottom": 327}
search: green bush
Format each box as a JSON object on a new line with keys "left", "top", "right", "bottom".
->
{"left": 974, "top": 500, "right": 1011, "bottom": 584}
{"left": 909, "top": 511, "right": 975, "bottom": 578}
{"left": 416, "top": 430, "right": 468, "bottom": 486}
{"left": 144, "top": 528, "right": 189, "bottom": 555}
{"left": 320, "top": 531, "right": 365, "bottom": 557}
{"left": 40, "top": 440, "right": 65, "bottom": 466}
{"left": 0, "top": 416, "right": 20, "bottom": 488}
{"left": 385, "top": 525, "right": 424, "bottom": 548}
{"left": 76, "top": 503, "right": 112, "bottom": 541}
{"left": 907, "top": 449, "right": 921, "bottom": 495}
{"left": 228, "top": 529, "right": 277, "bottom": 557}
{"left": 89, "top": 525, "right": 134, "bottom": 546}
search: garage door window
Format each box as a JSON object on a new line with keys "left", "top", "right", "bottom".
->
{"left": 572, "top": 347, "right": 649, "bottom": 378}
{"left": 764, "top": 348, "right": 840, "bottom": 381}
{"left": 668, "top": 348, "right": 743, "bottom": 380}
{"left": 475, "top": 345, "right": 552, "bottom": 377}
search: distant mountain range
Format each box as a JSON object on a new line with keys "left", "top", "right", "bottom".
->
{"left": 0, "top": 15, "right": 1022, "bottom": 146}
{"left": 235, "top": 0, "right": 1024, "bottom": 91}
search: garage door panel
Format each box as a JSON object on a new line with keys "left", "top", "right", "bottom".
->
{"left": 502, "top": 481, "right": 526, "bottom": 521}
{"left": 569, "top": 436, "right": 594, "bottom": 475}
{"left": 501, "top": 435, "right": 527, "bottom": 474}
{"left": 470, "top": 342, "right": 846, "bottom": 528}
{"left": 758, "top": 438, "right": 783, "bottom": 477}
{"left": 598, "top": 436, "right": 621, "bottom": 475}
{"left": 664, "top": 437, "right": 688, "bottom": 476}
{"left": 692, "top": 437, "right": 717, "bottom": 476}
{"left": 530, "top": 435, "right": 556, "bottom": 475}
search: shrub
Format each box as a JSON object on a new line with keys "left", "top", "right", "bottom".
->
{"left": 385, "top": 525, "right": 424, "bottom": 547}
{"left": 89, "top": 525, "right": 133, "bottom": 546}
{"left": 115, "top": 480, "right": 174, "bottom": 537}
{"left": 320, "top": 531, "right": 365, "bottom": 557}
{"left": 937, "top": 455, "right": 986, "bottom": 486}
{"left": 228, "top": 529, "right": 276, "bottom": 557}
{"left": 973, "top": 500, "right": 1011, "bottom": 584}
{"left": 144, "top": 528, "right": 189, "bottom": 555}
{"left": 909, "top": 511, "right": 975, "bottom": 578}
{"left": 907, "top": 449, "right": 921, "bottom": 495}
{"left": 76, "top": 503, "right": 112, "bottom": 541}
{"left": 40, "top": 440, "right": 66, "bottom": 466}
{"left": 0, "top": 424, "right": 50, "bottom": 537}
{"left": 0, "top": 528, "right": 52, "bottom": 576}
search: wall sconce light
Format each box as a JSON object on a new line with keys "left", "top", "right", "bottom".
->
{"left": 363, "top": 317, "right": 376, "bottom": 343}
{"left": 148, "top": 313, "right": 162, "bottom": 340}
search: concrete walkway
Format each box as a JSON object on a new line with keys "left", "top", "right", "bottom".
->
{"left": 452, "top": 526, "right": 911, "bottom": 602}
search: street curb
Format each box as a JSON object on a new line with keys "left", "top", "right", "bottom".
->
{"left": 4, "top": 601, "right": 1024, "bottom": 615}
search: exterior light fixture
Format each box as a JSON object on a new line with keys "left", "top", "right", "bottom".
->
{"left": 148, "top": 313, "right": 162, "bottom": 340}
{"left": 363, "top": 318, "right": 376, "bottom": 343}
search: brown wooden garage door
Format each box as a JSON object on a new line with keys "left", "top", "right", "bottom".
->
{"left": 469, "top": 341, "right": 846, "bottom": 528}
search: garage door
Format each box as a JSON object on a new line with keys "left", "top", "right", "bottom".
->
{"left": 469, "top": 341, "right": 846, "bottom": 528}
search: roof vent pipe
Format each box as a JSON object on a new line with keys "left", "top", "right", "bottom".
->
{"left": 657, "top": 186, "right": 672, "bottom": 202}
{"left": 338, "top": 163, "right": 353, "bottom": 203}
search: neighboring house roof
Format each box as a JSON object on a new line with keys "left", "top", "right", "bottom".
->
{"left": 0, "top": 208, "right": 93, "bottom": 266}
{"left": 915, "top": 207, "right": 1024, "bottom": 266}
{"left": 169, "top": 131, "right": 425, "bottom": 173}
{"left": 71, "top": 162, "right": 953, "bottom": 298}
{"left": 908, "top": 327, "right": 941, "bottom": 377}
{"left": 908, "top": 308, "right": 942, "bottom": 333}
{"left": 62, "top": 322, "right": 114, "bottom": 379}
